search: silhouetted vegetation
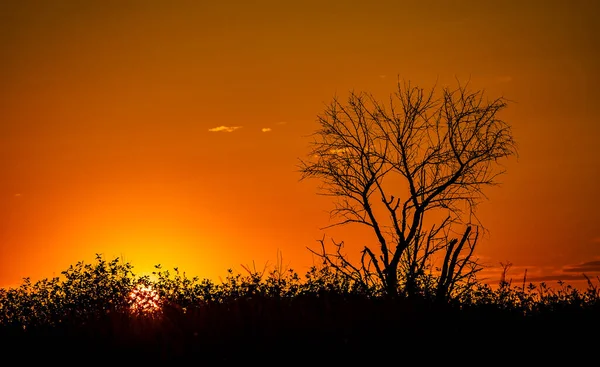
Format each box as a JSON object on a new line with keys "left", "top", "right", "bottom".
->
{"left": 1, "top": 254, "right": 598, "bottom": 362}
{"left": 299, "top": 80, "right": 518, "bottom": 299}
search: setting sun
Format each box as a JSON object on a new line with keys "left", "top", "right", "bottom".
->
{"left": 129, "top": 284, "right": 162, "bottom": 314}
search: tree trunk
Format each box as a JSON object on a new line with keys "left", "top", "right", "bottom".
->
{"left": 385, "top": 266, "right": 399, "bottom": 297}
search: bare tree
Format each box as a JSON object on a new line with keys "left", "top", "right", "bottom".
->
{"left": 299, "top": 79, "right": 517, "bottom": 300}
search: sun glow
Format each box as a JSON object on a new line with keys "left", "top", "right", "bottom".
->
{"left": 129, "top": 284, "right": 162, "bottom": 314}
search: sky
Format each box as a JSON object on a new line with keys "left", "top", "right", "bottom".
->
{"left": 1, "top": 0, "right": 599, "bottom": 291}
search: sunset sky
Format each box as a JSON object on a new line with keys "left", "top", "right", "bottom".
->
{"left": 1, "top": 0, "right": 599, "bottom": 290}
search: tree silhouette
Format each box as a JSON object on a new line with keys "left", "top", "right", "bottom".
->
{"left": 299, "top": 79, "right": 517, "bottom": 299}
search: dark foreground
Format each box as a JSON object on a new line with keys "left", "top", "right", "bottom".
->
{"left": 2, "top": 296, "right": 598, "bottom": 363}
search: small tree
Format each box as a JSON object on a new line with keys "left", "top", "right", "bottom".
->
{"left": 299, "top": 79, "right": 517, "bottom": 300}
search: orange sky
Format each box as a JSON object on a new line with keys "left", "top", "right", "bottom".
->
{"left": 1, "top": 0, "right": 599, "bottom": 290}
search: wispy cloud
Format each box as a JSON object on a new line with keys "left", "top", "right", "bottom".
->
{"left": 261, "top": 128, "right": 272, "bottom": 132}
{"left": 208, "top": 126, "right": 242, "bottom": 133}
{"left": 498, "top": 259, "right": 600, "bottom": 285}
{"left": 563, "top": 260, "right": 600, "bottom": 273}
{"left": 521, "top": 273, "right": 590, "bottom": 282}
{"left": 463, "top": 257, "right": 600, "bottom": 289}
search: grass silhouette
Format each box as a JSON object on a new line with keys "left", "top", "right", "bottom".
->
{"left": 1, "top": 254, "right": 598, "bottom": 362}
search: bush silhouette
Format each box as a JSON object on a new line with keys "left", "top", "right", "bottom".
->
{"left": 1, "top": 254, "right": 599, "bottom": 362}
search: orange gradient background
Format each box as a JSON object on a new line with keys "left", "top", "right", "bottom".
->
{"left": 1, "top": 0, "right": 599, "bottom": 290}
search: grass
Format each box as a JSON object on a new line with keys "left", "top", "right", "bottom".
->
{"left": 1, "top": 254, "right": 599, "bottom": 362}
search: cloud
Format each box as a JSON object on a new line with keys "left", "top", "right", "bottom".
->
{"left": 520, "top": 273, "right": 590, "bottom": 282}
{"left": 477, "top": 262, "right": 593, "bottom": 286}
{"left": 261, "top": 128, "right": 272, "bottom": 132}
{"left": 563, "top": 260, "right": 600, "bottom": 274}
{"left": 275, "top": 121, "right": 287, "bottom": 125}
{"left": 463, "top": 258, "right": 600, "bottom": 289}
{"left": 208, "top": 126, "right": 242, "bottom": 133}
{"left": 501, "top": 259, "right": 600, "bottom": 285}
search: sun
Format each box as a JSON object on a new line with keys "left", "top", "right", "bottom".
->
{"left": 128, "top": 284, "right": 162, "bottom": 314}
